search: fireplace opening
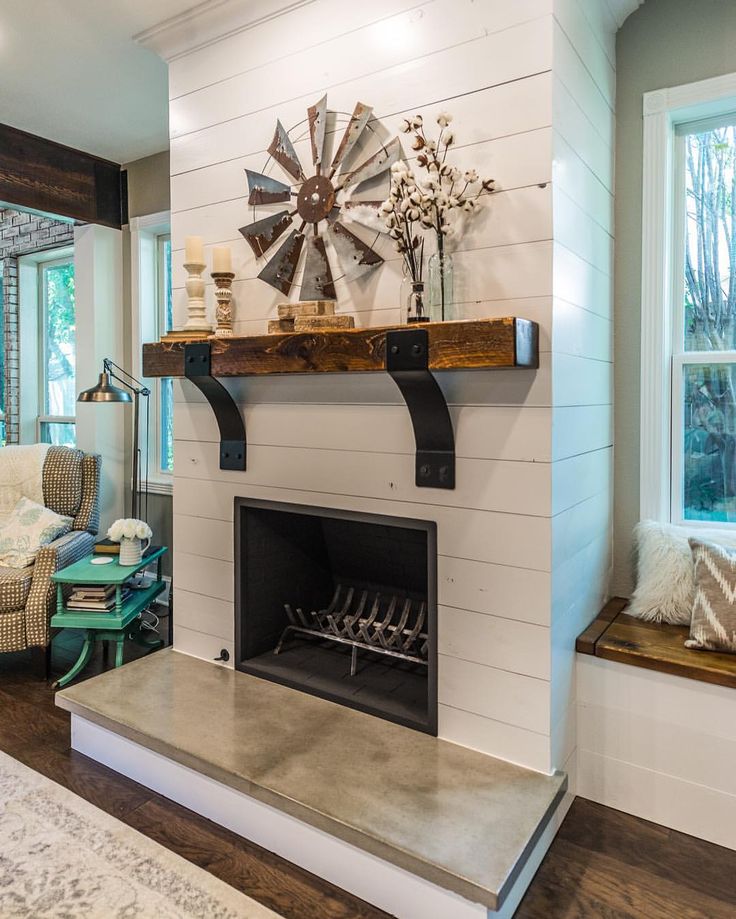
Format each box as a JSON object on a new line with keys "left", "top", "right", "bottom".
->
{"left": 234, "top": 498, "right": 437, "bottom": 734}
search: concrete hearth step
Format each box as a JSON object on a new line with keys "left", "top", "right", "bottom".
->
{"left": 57, "top": 650, "right": 565, "bottom": 913}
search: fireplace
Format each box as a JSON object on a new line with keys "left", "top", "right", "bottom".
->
{"left": 234, "top": 498, "right": 437, "bottom": 733}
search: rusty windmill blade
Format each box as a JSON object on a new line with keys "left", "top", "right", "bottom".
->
{"left": 341, "top": 199, "right": 390, "bottom": 233}
{"left": 245, "top": 170, "right": 292, "bottom": 205}
{"left": 301, "top": 235, "right": 336, "bottom": 301}
{"left": 330, "top": 221, "right": 383, "bottom": 282}
{"left": 337, "top": 136, "right": 401, "bottom": 190}
{"left": 239, "top": 210, "right": 294, "bottom": 257}
{"left": 307, "top": 95, "right": 328, "bottom": 171}
{"left": 329, "top": 102, "right": 373, "bottom": 177}
{"left": 268, "top": 120, "right": 306, "bottom": 183}
{"left": 257, "top": 230, "right": 305, "bottom": 296}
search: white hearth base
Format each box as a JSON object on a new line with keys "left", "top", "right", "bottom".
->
{"left": 72, "top": 715, "right": 569, "bottom": 918}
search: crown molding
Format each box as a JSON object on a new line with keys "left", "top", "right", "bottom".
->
{"left": 605, "top": 0, "right": 645, "bottom": 29}
{"left": 135, "top": 0, "right": 317, "bottom": 62}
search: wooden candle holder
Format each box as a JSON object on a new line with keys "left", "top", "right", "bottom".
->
{"left": 212, "top": 272, "right": 235, "bottom": 338}
{"left": 183, "top": 261, "right": 212, "bottom": 332}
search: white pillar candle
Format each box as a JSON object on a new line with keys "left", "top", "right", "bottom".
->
{"left": 184, "top": 235, "right": 204, "bottom": 264}
{"left": 212, "top": 246, "right": 232, "bottom": 273}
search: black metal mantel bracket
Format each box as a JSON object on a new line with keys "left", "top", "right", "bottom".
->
{"left": 184, "top": 342, "right": 246, "bottom": 471}
{"left": 386, "top": 328, "right": 456, "bottom": 490}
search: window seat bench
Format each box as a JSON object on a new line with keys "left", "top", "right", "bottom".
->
{"left": 576, "top": 597, "right": 736, "bottom": 690}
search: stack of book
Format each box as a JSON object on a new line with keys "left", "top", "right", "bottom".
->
{"left": 94, "top": 538, "right": 120, "bottom": 555}
{"left": 66, "top": 583, "right": 131, "bottom": 612}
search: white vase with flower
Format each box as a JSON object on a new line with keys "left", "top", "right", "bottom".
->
{"left": 107, "top": 518, "right": 153, "bottom": 566}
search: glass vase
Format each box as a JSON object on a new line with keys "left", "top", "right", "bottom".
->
{"left": 428, "top": 250, "right": 455, "bottom": 321}
{"left": 402, "top": 280, "right": 429, "bottom": 324}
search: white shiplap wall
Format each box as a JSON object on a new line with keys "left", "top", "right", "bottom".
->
{"left": 161, "top": 0, "right": 616, "bottom": 774}
{"left": 550, "top": 0, "right": 616, "bottom": 781}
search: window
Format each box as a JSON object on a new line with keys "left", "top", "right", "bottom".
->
{"left": 673, "top": 119, "right": 736, "bottom": 524}
{"left": 130, "top": 213, "right": 173, "bottom": 493}
{"left": 38, "top": 256, "right": 75, "bottom": 447}
{"left": 0, "top": 267, "right": 5, "bottom": 446}
{"left": 641, "top": 75, "right": 736, "bottom": 528}
{"left": 157, "top": 234, "right": 174, "bottom": 475}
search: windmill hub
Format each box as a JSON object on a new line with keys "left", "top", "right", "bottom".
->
{"left": 297, "top": 175, "right": 335, "bottom": 223}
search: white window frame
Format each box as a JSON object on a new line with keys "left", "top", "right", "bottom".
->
{"left": 36, "top": 248, "right": 76, "bottom": 446}
{"left": 641, "top": 72, "right": 736, "bottom": 526}
{"left": 130, "top": 212, "right": 172, "bottom": 495}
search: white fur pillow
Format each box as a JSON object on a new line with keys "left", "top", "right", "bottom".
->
{"left": 630, "top": 520, "right": 736, "bottom": 624}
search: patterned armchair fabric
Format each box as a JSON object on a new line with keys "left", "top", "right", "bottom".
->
{"left": 0, "top": 446, "right": 101, "bottom": 654}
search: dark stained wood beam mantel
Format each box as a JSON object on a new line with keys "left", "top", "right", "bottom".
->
{"left": 142, "top": 317, "right": 539, "bottom": 378}
{"left": 0, "top": 123, "right": 126, "bottom": 229}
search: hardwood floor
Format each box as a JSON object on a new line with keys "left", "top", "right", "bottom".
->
{"left": 2, "top": 627, "right": 736, "bottom": 918}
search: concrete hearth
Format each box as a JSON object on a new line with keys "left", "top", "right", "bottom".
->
{"left": 57, "top": 650, "right": 567, "bottom": 917}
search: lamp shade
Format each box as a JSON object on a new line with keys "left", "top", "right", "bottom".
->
{"left": 77, "top": 371, "right": 132, "bottom": 403}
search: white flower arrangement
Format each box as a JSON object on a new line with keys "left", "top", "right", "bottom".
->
{"left": 382, "top": 111, "right": 496, "bottom": 316}
{"left": 107, "top": 518, "right": 152, "bottom": 542}
{"left": 393, "top": 111, "right": 495, "bottom": 245}
{"left": 382, "top": 161, "right": 427, "bottom": 285}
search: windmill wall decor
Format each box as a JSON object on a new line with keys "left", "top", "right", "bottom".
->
{"left": 239, "top": 97, "right": 400, "bottom": 316}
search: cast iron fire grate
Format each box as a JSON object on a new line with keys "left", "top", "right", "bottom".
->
{"left": 275, "top": 583, "right": 428, "bottom": 677}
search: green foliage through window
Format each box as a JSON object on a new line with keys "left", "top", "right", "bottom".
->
{"left": 41, "top": 258, "right": 76, "bottom": 446}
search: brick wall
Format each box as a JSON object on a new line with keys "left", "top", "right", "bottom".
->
{"left": 0, "top": 208, "right": 75, "bottom": 442}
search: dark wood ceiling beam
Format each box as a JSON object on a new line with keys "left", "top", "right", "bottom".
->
{"left": 0, "top": 123, "right": 126, "bottom": 229}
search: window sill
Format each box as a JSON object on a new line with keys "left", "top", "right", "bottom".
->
{"left": 140, "top": 479, "right": 173, "bottom": 497}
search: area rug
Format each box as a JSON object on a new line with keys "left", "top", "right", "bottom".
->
{"left": 0, "top": 750, "right": 281, "bottom": 918}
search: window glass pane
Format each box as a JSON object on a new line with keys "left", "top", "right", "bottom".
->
{"left": 682, "top": 363, "right": 736, "bottom": 522}
{"left": 684, "top": 122, "right": 736, "bottom": 351}
{"left": 163, "top": 238, "right": 173, "bottom": 333}
{"left": 160, "top": 377, "right": 174, "bottom": 473}
{"left": 0, "top": 271, "right": 5, "bottom": 445}
{"left": 43, "top": 262, "right": 75, "bottom": 416}
{"left": 157, "top": 234, "right": 174, "bottom": 475}
{"left": 40, "top": 421, "right": 75, "bottom": 448}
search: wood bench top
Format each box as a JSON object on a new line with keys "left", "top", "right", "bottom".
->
{"left": 576, "top": 597, "right": 736, "bottom": 689}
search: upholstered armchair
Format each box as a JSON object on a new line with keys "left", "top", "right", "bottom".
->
{"left": 0, "top": 446, "right": 101, "bottom": 677}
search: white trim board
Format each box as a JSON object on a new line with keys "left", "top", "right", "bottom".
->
{"left": 639, "top": 70, "right": 736, "bottom": 522}
{"left": 70, "top": 714, "right": 570, "bottom": 918}
{"left": 134, "top": 0, "right": 317, "bottom": 63}
{"left": 577, "top": 655, "right": 736, "bottom": 850}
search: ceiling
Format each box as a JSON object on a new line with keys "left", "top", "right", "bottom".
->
{"left": 0, "top": 0, "right": 197, "bottom": 164}
{"left": 0, "top": 0, "right": 645, "bottom": 167}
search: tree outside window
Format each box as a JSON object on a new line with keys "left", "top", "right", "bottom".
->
{"left": 680, "top": 122, "right": 736, "bottom": 522}
{"left": 40, "top": 258, "right": 76, "bottom": 447}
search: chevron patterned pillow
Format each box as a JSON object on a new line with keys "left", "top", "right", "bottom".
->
{"left": 686, "top": 538, "right": 736, "bottom": 652}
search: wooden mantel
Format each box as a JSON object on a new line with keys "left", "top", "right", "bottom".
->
{"left": 142, "top": 317, "right": 538, "bottom": 379}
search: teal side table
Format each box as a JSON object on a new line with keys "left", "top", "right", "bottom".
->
{"left": 50, "top": 546, "right": 168, "bottom": 688}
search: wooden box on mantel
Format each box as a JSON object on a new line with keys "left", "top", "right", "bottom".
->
{"left": 143, "top": 317, "right": 538, "bottom": 379}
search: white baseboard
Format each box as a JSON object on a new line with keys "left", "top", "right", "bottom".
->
{"left": 577, "top": 656, "right": 736, "bottom": 850}
{"left": 71, "top": 715, "right": 565, "bottom": 918}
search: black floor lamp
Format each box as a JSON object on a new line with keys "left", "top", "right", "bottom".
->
{"left": 78, "top": 358, "right": 151, "bottom": 521}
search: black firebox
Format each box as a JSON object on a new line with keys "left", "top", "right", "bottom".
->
{"left": 234, "top": 498, "right": 437, "bottom": 734}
